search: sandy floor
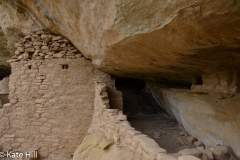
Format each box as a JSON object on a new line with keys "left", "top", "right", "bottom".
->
{"left": 128, "top": 113, "right": 194, "bottom": 153}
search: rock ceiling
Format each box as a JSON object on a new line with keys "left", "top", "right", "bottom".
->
{"left": 0, "top": 0, "right": 240, "bottom": 85}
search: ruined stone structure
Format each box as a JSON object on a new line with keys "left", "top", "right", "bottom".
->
{"left": 76, "top": 82, "right": 172, "bottom": 160}
{"left": 0, "top": 29, "right": 113, "bottom": 159}
{"left": 0, "top": 29, "right": 210, "bottom": 160}
{"left": 74, "top": 81, "right": 235, "bottom": 160}
{"left": 8, "top": 28, "right": 82, "bottom": 62}
{"left": 1, "top": 55, "right": 177, "bottom": 159}
{"left": 0, "top": 58, "right": 111, "bottom": 159}
{"left": 2, "top": 54, "right": 237, "bottom": 159}
{"left": 191, "top": 70, "right": 240, "bottom": 94}
{"left": 0, "top": 28, "right": 180, "bottom": 159}
{"left": 0, "top": 1, "right": 240, "bottom": 159}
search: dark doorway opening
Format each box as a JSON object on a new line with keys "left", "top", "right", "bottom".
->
{"left": 193, "top": 76, "right": 203, "bottom": 85}
{"left": 115, "top": 78, "right": 165, "bottom": 114}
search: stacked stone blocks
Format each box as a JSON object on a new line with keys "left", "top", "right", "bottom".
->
{"left": 0, "top": 28, "right": 112, "bottom": 159}
{"left": 88, "top": 82, "right": 177, "bottom": 160}
{"left": 8, "top": 28, "right": 82, "bottom": 62}
{"left": 191, "top": 70, "right": 240, "bottom": 93}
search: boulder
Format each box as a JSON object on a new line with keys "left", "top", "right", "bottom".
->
{"left": 73, "top": 133, "right": 133, "bottom": 160}
{"left": 211, "top": 146, "right": 231, "bottom": 160}
{"left": 201, "top": 149, "right": 214, "bottom": 160}
{"left": 178, "top": 149, "right": 202, "bottom": 158}
{"left": 178, "top": 155, "right": 201, "bottom": 160}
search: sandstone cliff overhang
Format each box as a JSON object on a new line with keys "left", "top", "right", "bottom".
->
{"left": 0, "top": 0, "right": 240, "bottom": 85}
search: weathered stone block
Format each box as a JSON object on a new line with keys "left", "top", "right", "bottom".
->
{"left": 178, "top": 149, "right": 202, "bottom": 158}
{"left": 178, "top": 155, "right": 201, "bottom": 160}
{"left": 157, "top": 153, "right": 177, "bottom": 160}
{"left": 39, "top": 85, "right": 48, "bottom": 90}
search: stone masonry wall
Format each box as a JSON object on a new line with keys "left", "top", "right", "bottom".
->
{"left": 0, "top": 77, "right": 9, "bottom": 94}
{"left": 0, "top": 58, "right": 111, "bottom": 160}
{"left": 191, "top": 70, "right": 240, "bottom": 93}
{"left": 87, "top": 82, "right": 177, "bottom": 160}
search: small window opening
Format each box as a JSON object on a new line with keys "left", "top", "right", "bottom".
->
{"left": 28, "top": 65, "right": 32, "bottom": 69}
{"left": 62, "top": 64, "right": 69, "bottom": 69}
{"left": 193, "top": 76, "right": 203, "bottom": 85}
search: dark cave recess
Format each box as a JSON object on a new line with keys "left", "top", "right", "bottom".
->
{"left": 115, "top": 78, "right": 166, "bottom": 114}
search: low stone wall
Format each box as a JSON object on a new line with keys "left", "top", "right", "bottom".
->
{"left": 192, "top": 70, "right": 240, "bottom": 93}
{"left": 0, "top": 58, "right": 111, "bottom": 159}
{"left": 86, "top": 82, "right": 176, "bottom": 160}
{"left": 0, "top": 77, "right": 9, "bottom": 94}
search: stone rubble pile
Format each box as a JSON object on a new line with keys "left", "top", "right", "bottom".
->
{"left": 8, "top": 28, "right": 82, "bottom": 62}
{"left": 178, "top": 132, "right": 232, "bottom": 160}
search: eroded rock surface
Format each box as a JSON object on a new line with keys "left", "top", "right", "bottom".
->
{"left": 73, "top": 132, "right": 133, "bottom": 160}
{"left": 0, "top": 0, "right": 240, "bottom": 84}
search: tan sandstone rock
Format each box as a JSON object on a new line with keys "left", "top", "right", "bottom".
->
{"left": 0, "top": 0, "right": 240, "bottom": 83}
{"left": 178, "top": 148, "right": 202, "bottom": 158}
{"left": 73, "top": 132, "right": 133, "bottom": 160}
{"left": 211, "top": 146, "right": 231, "bottom": 160}
{"left": 150, "top": 87, "right": 240, "bottom": 158}
{"left": 178, "top": 155, "right": 201, "bottom": 160}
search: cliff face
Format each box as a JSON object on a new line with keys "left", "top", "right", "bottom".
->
{"left": 1, "top": 0, "right": 240, "bottom": 84}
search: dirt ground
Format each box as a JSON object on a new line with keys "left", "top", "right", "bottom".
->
{"left": 128, "top": 113, "right": 195, "bottom": 153}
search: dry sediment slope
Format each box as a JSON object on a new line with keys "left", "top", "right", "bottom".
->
{"left": 0, "top": 0, "right": 240, "bottom": 84}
